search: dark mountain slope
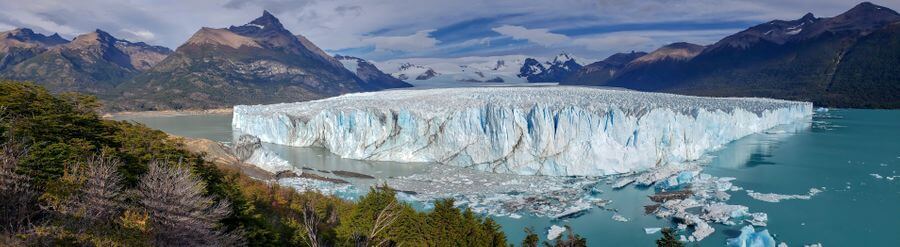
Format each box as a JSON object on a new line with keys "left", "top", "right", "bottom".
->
{"left": 562, "top": 51, "right": 646, "bottom": 85}
{"left": 572, "top": 2, "right": 900, "bottom": 108}
{"left": 1, "top": 29, "right": 171, "bottom": 95}
{"left": 115, "top": 11, "right": 374, "bottom": 110}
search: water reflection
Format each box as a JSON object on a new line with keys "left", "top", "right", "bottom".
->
{"left": 707, "top": 117, "right": 811, "bottom": 169}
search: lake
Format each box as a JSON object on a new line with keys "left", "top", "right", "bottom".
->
{"left": 113, "top": 108, "right": 899, "bottom": 246}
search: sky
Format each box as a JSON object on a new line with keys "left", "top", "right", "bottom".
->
{"left": 2, "top": 0, "right": 898, "bottom": 62}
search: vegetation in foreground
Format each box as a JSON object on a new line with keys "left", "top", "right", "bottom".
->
{"left": 0, "top": 81, "right": 521, "bottom": 246}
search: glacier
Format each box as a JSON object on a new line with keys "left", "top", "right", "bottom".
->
{"left": 232, "top": 87, "right": 812, "bottom": 176}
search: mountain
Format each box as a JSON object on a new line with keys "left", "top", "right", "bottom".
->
{"left": 392, "top": 63, "right": 440, "bottom": 81}
{"left": 1, "top": 29, "right": 171, "bottom": 95}
{"left": 564, "top": 2, "right": 900, "bottom": 108}
{"left": 115, "top": 11, "right": 389, "bottom": 110}
{"left": 0, "top": 28, "right": 69, "bottom": 70}
{"left": 334, "top": 55, "right": 412, "bottom": 90}
{"left": 380, "top": 55, "right": 532, "bottom": 86}
{"left": 518, "top": 53, "right": 582, "bottom": 82}
{"left": 602, "top": 42, "right": 705, "bottom": 91}
{"left": 562, "top": 51, "right": 646, "bottom": 85}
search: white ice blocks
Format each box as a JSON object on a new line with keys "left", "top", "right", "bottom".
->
{"left": 233, "top": 87, "right": 812, "bottom": 176}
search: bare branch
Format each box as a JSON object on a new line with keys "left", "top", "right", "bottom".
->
{"left": 138, "top": 160, "right": 244, "bottom": 246}
{"left": 0, "top": 141, "right": 39, "bottom": 234}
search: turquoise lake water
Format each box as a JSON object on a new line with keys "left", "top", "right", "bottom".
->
{"left": 114, "top": 109, "right": 900, "bottom": 246}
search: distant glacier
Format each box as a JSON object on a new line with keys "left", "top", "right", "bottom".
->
{"left": 233, "top": 87, "right": 812, "bottom": 176}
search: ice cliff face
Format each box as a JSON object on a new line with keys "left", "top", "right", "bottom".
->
{"left": 233, "top": 87, "right": 812, "bottom": 176}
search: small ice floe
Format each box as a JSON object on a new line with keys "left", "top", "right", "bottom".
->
{"left": 644, "top": 227, "right": 662, "bottom": 234}
{"left": 746, "top": 188, "right": 823, "bottom": 203}
{"left": 611, "top": 213, "right": 629, "bottom": 222}
{"left": 547, "top": 225, "right": 566, "bottom": 240}
{"left": 870, "top": 173, "right": 900, "bottom": 181}
{"left": 508, "top": 213, "right": 522, "bottom": 219}
{"left": 778, "top": 242, "right": 788, "bottom": 247}
{"left": 278, "top": 177, "right": 358, "bottom": 200}
{"left": 727, "top": 225, "right": 776, "bottom": 247}
{"left": 612, "top": 176, "right": 636, "bottom": 189}
{"left": 656, "top": 171, "right": 699, "bottom": 190}
{"left": 804, "top": 243, "right": 823, "bottom": 247}
{"left": 816, "top": 107, "right": 829, "bottom": 113}
{"left": 634, "top": 164, "right": 700, "bottom": 186}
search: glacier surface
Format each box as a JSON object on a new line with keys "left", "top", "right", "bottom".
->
{"left": 233, "top": 87, "right": 812, "bottom": 176}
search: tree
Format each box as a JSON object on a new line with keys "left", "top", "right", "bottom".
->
{"left": 545, "top": 226, "right": 587, "bottom": 247}
{"left": 53, "top": 155, "right": 125, "bottom": 229}
{"left": 0, "top": 141, "right": 39, "bottom": 234}
{"left": 138, "top": 160, "right": 242, "bottom": 246}
{"left": 656, "top": 228, "right": 684, "bottom": 247}
{"left": 522, "top": 227, "right": 540, "bottom": 247}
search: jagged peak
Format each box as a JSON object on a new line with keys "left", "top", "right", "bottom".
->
{"left": 247, "top": 10, "right": 284, "bottom": 30}
{"left": 9, "top": 27, "right": 35, "bottom": 35}
{"left": 1, "top": 28, "right": 69, "bottom": 47}
{"left": 800, "top": 12, "right": 816, "bottom": 21}
{"left": 839, "top": 2, "right": 899, "bottom": 18}
{"left": 553, "top": 52, "right": 573, "bottom": 62}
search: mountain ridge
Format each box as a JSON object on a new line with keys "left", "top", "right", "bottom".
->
{"left": 562, "top": 2, "right": 900, "bottom": 108}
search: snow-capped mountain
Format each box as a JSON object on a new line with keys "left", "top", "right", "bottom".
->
{"left": 379, "top": 55, "right": 534, "bottom": 86}
{"left": 335, "top": 55, "right": 411, "bottom": 90}
{"left": 380, "top": 53, "right": 590, "bottom": 86}
{"left": 517, "top": 53, "right": 583, "bottom": 82}
{"left": 392, "top": 63, "right": 440, "bottom": 81}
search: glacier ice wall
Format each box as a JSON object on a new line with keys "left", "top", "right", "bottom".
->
{"left": 233, "top": 87, "right": 812, "bottom": 176}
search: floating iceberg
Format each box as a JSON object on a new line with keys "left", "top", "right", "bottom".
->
{"left": 727, "top": 225, "right": 776, "bottom": 247}
{"left": 746, "top": 188, "right": 823, "bottom": 203}
{"left": 644, "top": 227, "right": 662, "bottom": 234}
{"left": 547, "top": 225, "right": 566, "bottom": 240}
{"left": 234, "top": 87, "right": 812, "bottom": 176}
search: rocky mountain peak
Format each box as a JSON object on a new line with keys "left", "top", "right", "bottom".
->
{"left": 2, "top": 28, "right": 69, "bottom": 46}
{"left": 801, "top": 2, "right": 900, "bottom": 37}
{"left": 603, "top": 51, "right": 648, "bottom": 66}
{"left": 631, "top": 42, "right": 704, "bottom": 64}
{"left": 800, "top": 12, "right": 817, "bottom": 22}
{"left": 69, "top": 29, "right": 119, "bottom": 47}
{"left": 229, "top": 10, "right": 287, "bottom": 36}
{"left": 551, "top": 52, "right": 573, "bottom": 64}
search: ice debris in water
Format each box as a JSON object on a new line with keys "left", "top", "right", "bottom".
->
{"left": 611, "top": 213, "right": 629, "bottom": 222}
{"left": 727, "top": 225, "right": 776, "bottom": 247}
{"left": 278, "top": 177, "right": 358, "bottom": 200}
{"left": 233, "top": 87, "right": 812, "bottom": 176}
{"left": 547, "top": 225, "right": 566, "bottom": 240}
{"left": 642, "top": 166, "right": 770, "bottom": 242}
{"left": 746, "top": 188, "right": 823, "bottom": 203}
{"left": 644, "top": 227, "right": 662, "bottom": 234}
{"left": 804, "top": 243, "right": 823, "bottom": 247}
{"left": 386, "top": 165, "right": 608, "bottom": 218}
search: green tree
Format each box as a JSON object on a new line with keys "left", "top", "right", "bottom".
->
{"left": 656, "top": 228, "right": 683, "bottom": 247}
{"left": 522, "top": 227, "right": 540, "bottom": 247}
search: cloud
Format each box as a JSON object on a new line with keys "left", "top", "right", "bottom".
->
{"left": 569, "top": 29, "right": 742, "bottom": 57}
{"left": 364, "top": 29, "right": 439, "bottom": 52}
{"left": 492, "top": 25, "right": 569, "bottom": 46}
{"left": 573, "top": 35, "right": 652, "bottom": 51}
{"left": 0, "top": 0, "right": 895, "bottom": 60}
{"left": 120, "top": 29, "right": 156, "bottom": 42}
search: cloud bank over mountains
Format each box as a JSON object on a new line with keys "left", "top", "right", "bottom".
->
{"left": 1, "top": 0, "right": 895, "bottom": 61}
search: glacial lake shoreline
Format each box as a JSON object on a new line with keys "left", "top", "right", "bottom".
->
{"left": 113, "top": 108, "right": 900, "bottom": 246}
